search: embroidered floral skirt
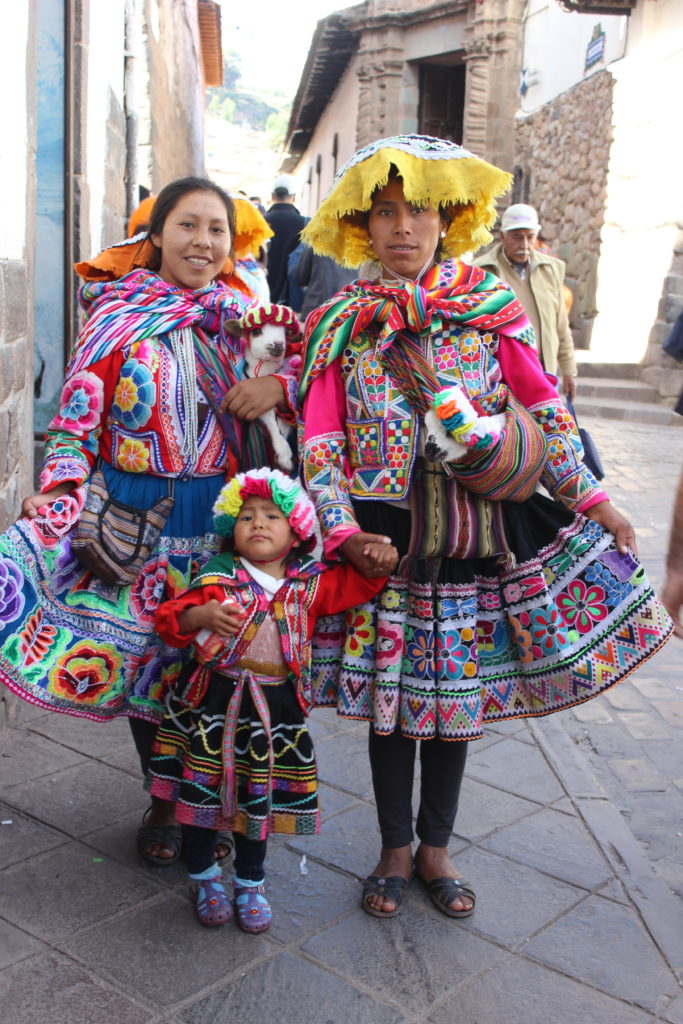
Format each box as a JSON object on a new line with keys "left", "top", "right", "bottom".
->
{"left": 149, "top": 669, "right": 319, "bottom": 841}
{"left": 310, "top": 495, "right": 672, "bottom": 740}
{"left": 0, "top": 467, "right": 225, "bottom": 723}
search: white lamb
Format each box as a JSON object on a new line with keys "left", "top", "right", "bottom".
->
{"left": 225, "top": 303, "right": 302, "bottom": 472}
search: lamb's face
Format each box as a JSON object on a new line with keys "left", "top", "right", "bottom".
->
{"left": 246, "top": 324, "right": 286, "bottom": 362}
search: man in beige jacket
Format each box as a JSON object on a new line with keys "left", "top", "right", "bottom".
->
{"left": 473, "top": 204, "right": 577, "bottom": 400}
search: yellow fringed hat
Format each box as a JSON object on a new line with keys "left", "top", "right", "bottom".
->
{"left": 230, "top": 194, "right": 273, "bottom": 259}
{"left": 302, "top": 134, "right": 512, "bottom": 267}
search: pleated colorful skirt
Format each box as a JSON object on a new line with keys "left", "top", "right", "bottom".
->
{"left": 310, "top": 494, "right": 672, "bottom": 740}
{"left": 0, "top": 465, "right": 226, "bottom": 722}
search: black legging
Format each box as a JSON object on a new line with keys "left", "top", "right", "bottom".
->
{"left": 183, "top": 825, "right": 267, "bottom": 880}
{"left": 368, "top": 727, "right": 468, "bottom": 848}
{"left": 128, "top": 717, "right": 159, "bottom": 777}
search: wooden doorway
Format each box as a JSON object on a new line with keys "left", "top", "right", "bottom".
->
{"left": 418, "top": 63, "right": 465, "bottom": 143}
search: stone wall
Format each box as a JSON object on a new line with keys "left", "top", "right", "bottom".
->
{"left": 0, "top": 5, "right": 37, "bottom": 731}
{"left": 640, "top": 224, "right": 683, "bottom": 405}
{"left": 514, "top": 69, "right": 614, "bottom": 349}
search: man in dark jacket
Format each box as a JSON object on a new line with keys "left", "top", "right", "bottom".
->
{"left": 264, "top": 174, "right": 306, "bottom": 304}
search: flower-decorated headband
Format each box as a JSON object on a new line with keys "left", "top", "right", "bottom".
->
{"left": 238, "top": 302, "right": 303, "bottom": 344}
{"left": 302, "top": 133, "right": 512, "bottom": 267}
{"left": 213, "top": 467, "right": 317, "bottom": 545}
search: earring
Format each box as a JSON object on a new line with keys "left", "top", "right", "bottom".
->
{"left": 440, "top": 230, "right": 446, "bottom": 238}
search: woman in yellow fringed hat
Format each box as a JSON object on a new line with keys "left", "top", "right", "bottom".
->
{"left": 298, "top": 134, "right": 671, "bottom": 919}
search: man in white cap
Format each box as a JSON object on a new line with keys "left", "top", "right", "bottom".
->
{"left": 265, "top": 173, "right": 306, "bottom": 305}
{"left": 473, "top": 203, "right": 577, "bottom": 400}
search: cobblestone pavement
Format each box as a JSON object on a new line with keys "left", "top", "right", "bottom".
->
{"left": 0, "top": 416, "right": 682, "bottom": 1024}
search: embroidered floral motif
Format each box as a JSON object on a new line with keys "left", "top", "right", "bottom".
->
{"left": 52, "top": 371, "right": 104, "bottom": 433}
{"left": 376, "top": 621, "right": 404, "bottom": 669}
{"left": 29, "top": 493, "right": 82, "bottom": 551}
{"left": 556, "top": 580, "right": 608, "bottom": 633}
{"left": 406, "top": 627, "right": 435, "bottom": 679}
{"left": 436, "top": 629, "right": 477, "bottom": 679}
{"left": 48, "top": 641, "right": 123, "bottom": 703}
{"left": 17, "top": 610, "right": 59, "bottom": 667}
{"left": 112, "top": 360, "right": 156, "bottom": 430}
{"left": 116, "top": 437, "right": 150, "bottom": 473}
{"left": 0, "top": 556, "right": 24, "bottom": 625}
{"left": 344, "top": 608, "right": 375, "bottom": 657}
{"left": 528, "top": 605, "right": 572, "bottom": 655}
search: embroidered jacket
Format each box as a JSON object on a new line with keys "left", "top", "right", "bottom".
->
{"left": 300, "top": 261, "right": 607, "bottom": 553}
{"left": 154, "top": 551, "right": 388, "bottom": 712}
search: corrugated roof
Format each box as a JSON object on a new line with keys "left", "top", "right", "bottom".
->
{"left": 198, "top": 0, "right": 223, "bottom": 87}
{"left": 282, "top": 9, "right": 361, "bottom": 170}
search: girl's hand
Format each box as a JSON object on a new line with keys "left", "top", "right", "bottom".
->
{"left": 21, "top": 482, "right": 76, "bottom": 520}
{"left": 341, "top": 532, "right": 397, "bottom": 578}
{"left": 179, "top": 600, "right": 246, "bottom": 637}
{"left": 220, "top": 376, "right": 286, "bottom": 420}
{"left": 584, "top": 500, "right": 637, "bottom": 556}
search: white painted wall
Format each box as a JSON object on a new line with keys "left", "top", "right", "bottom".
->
{"left": 520, "top": 0, "right": 626, "bottom": 113}
{"left": 0, "top": 6, "right": 30, "bottom": 260}
{"left": 591, "top": 38, "right": 683, "bottom": 361}
{"left": 293, "top": 56, "right": 361, "bottom": 217}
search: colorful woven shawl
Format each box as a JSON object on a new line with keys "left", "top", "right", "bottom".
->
{"left": 72, "top": 268, "right": 248, "bottom": 376}
{"left": 72, "top": 269, "right": 249, "bottom": 457}
{"left": 298, "top": 259, "right": 534, "bottom": 400}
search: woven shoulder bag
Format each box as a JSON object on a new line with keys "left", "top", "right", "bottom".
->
{"left": 72, "top": 469, "right": 175, "bottom": 586}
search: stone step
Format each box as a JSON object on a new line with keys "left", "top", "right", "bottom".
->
{"left": 577, "top": 376, "right": 660, "bottom": 404}
{"left": 576, "top": 359, "right": 641, "bottom": 380}
{"left": 572, "top": 393, "right": 683, "bottom": 426}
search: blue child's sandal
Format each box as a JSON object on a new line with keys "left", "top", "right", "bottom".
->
{"left": 233, "top": 878, "right": 272, "bottom": 934}
{"left": 193, "top": 871, "right": 233, "bottom": 927}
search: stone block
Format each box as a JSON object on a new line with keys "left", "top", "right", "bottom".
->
{"left": 524, "top": 895, "right": 678, "bottom": 1013}
{"left": 181, "top": 952, "right": 406, "bottom": 1024}
{"left": 659, "top": 293, "right": 683, "bottom": 324}
{"left": 62, "top": 890, "right": 272, "bottom": 1009}
{"left": 465, "top": 736, "right": 564, "bottom": 804}
{"left": 0, "top": 260, "right": 28, "bottom": 344}
{"left": 0, "top": 841, "right": 159, "bottom": 941}
{"left": 1, "top": 758, "right": 146, "bottom": 837}
{"left": 664, "top": 274, "right": 683, "bottom": 297}
{"left": 0, "top": 952, "right": 151, "bottom": 1024}
{"left": 430, "top": 951, "right": 652, "bottom": 1024}
{"left": 300, "top": 910, "right": 502, "bottom": 1017}
{"left": 482, "top": 806, "right": 612, "bottom": 889}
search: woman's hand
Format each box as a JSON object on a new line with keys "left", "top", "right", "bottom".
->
{"left": 178, "top": 600, "right": 246, "bottom": 637}
{"left": 220, "top": 376, "right": 286, "bottom": 421}
{"left": 340, "top": 532, "right": 398, "bottom": 578}
{"left": 21, "top": 482, "right": 76, "bottom": 520}
{"left": 584, "top": 500, "right": 637, "bottom": 556}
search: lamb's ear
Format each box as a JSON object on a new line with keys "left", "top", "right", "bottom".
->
{"left": 224, "top": 319, "right": 244, "bottom": 337}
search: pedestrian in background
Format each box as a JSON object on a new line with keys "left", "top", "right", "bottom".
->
{"left": 474, "top": 203, "right": 578, "bottom": 400}
{"left": 661, "top": 461, "right": 683, "bottom": 638}
{"left": 264, "top": 173, "right": 306, "bottom": 305}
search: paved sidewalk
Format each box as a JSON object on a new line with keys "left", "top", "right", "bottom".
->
{"left": 1, "top": 417, "right": 682, "bottom": 1024}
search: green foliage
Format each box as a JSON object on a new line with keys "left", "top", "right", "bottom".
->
{"left": 206, "top": 51, "right": 291, "bottom": 134}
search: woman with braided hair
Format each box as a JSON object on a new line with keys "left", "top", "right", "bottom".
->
{"left": 298, "top": 135, "right": 671, "bottom": 919}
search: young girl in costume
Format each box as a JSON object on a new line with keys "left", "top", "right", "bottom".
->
{"left": 148, "top": 468, "right": 397, "bottom": 932}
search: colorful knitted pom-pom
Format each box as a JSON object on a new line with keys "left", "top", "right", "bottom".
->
{"left": 432, "top": 386, "right": 504, "bottom": 451}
